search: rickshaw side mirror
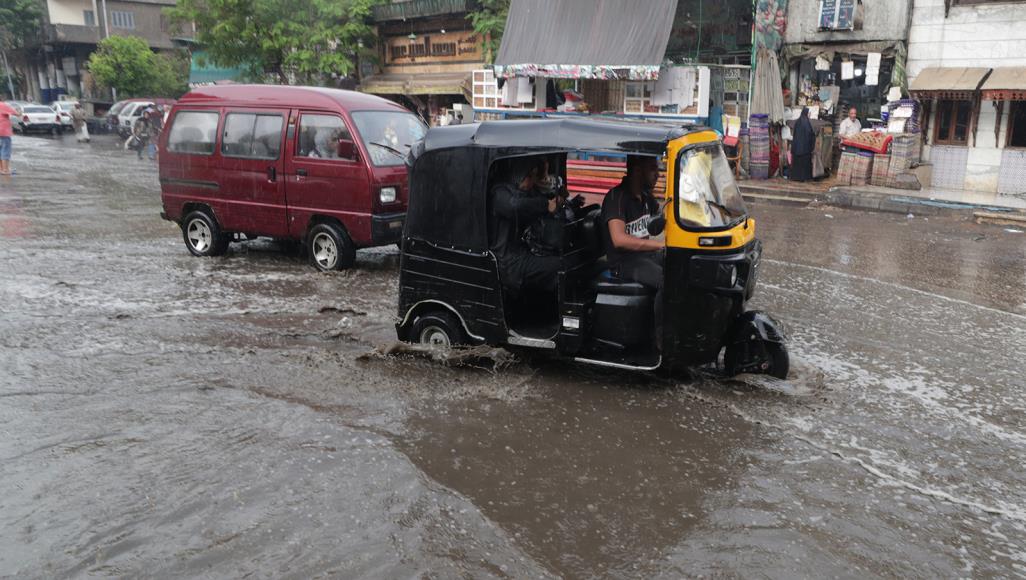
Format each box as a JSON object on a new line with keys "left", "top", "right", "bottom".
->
{"left": 647, "top": 215, "right": 666, "bottom": 236}
{"left": 337, "top": 138, "right": 357, "bottom": 160}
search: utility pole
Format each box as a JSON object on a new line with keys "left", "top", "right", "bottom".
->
{"left": 0, "top": 29, "right": 14, "bottom": 99}
{"left": 100, "top": 0, "right": 116, "bottom": 100}
{"left": 1, "top": 49, "right": 15, "bottom": 99}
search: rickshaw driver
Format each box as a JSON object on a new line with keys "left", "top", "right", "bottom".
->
{"left": 489, "top": 156, "right": 562, "bottom": 295}
{"left": 601, "top": 155, "right": 664, "bottom": 342}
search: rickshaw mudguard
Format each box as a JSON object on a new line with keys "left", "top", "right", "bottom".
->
{"left": 727, "top": 311, "right": 786, "bottom": 345}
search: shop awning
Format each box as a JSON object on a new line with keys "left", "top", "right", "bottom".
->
{"left": 360, "top": 72, "right": 470, "bottom": 96}
{"left": 493, "top": 0, "right": 678, "bottom": 80}
{"left": 910, "top": 67, "right": 990, "bottom": 98}
{"left": 981, "top": 67, "right": 1026, "bottom": 100}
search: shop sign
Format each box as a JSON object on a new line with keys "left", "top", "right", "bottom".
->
{"left": 385, "top": 30, "right": 481, "bottom": 64}
{"left": 819, "top": 0, "right": 855, "bottom": 31}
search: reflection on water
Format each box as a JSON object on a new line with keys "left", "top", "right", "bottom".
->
{"left": 399, "top": 377, "right": 756, "bottom": 577}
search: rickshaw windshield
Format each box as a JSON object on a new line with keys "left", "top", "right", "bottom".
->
{"left": 676, "top": 144, "right": 747, "bottom": 229}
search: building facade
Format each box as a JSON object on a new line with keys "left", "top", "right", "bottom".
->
{"left": 907, "top": 0, "right": 1026, "bottom": 194}
{"left": 360, "top": 0, "right": 487, "bottom": 123}
{"left": 781, "top": 0, "right": 913, "bottom": 123}
{"left": 14, "top": 0, "right": 177, "bottom": 107}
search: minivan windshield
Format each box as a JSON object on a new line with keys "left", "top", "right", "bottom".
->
{"left": 676, "top": 144, "right": 747, "bottom": 229}
{"left": 109, "top": 101, "right": 128, "bottom": 115}
{"left": 351, "top": 111, "right": 427, "bottom": 167}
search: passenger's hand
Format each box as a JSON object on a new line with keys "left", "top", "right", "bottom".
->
{"left": 547, "top": 197, "right": 558, "bottom": 213}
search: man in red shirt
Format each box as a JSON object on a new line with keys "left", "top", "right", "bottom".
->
{"left": 0, "top": 101, "right": 16, "bottom": 175}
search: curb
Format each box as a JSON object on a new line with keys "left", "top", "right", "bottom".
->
{"left": 740, "top": 184, "right": 1026, "bottom": 219}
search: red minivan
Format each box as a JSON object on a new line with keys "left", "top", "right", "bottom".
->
{"left": 158, "top": 85, "right": 426, "bottom": 270}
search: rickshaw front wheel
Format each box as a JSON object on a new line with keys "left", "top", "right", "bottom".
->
{"left": 725, "top": 340, "right": 789, "bottom": 380}
{"left": 411, "top": 311, "right": 465, "bottom": 349}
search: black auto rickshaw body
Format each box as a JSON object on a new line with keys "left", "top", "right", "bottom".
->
{"left": 395, "top": 118, "right": 788, "bottom": 378}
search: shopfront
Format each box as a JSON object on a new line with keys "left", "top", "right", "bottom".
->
{"left": 910, "top": 67, "right": 989, "bottom": 191}
{"left": 782, "top": 41, "right": 906, "bottom": 130}
{"left": 476, "top": 0, "right": 750, "bottom": 127}
{"left": 983, "top": 68, "right": 1026, "bottom": 195}
{"left": 360, "top": 0, "right": 485, "bottom": 124}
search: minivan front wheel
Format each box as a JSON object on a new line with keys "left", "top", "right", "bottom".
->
{"left": 182, "top": 210, "right": 229, "bottom": 257}
{"left": 307, "top": 223, "right": 355, "bottom": 271}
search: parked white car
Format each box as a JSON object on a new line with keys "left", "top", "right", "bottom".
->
{"left": 12, "top": 103, "right": 61, "bottom": 134}
{"left": 50, "top": 101, "right": 79, "bottom": 132}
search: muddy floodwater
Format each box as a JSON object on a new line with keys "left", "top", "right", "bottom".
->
{"left": 2, "top": 134, "right": 1025, "bottom": 578}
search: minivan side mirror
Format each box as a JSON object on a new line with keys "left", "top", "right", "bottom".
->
{"left": 337, "top": 138, "right": 357, "bottom": 160}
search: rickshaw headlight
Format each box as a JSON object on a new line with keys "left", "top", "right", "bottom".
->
{"left": 379, "top": 187, "right": 397, "bottom": 204}
{"left": 729, "top": 265, "right": 738, "bottom": 287}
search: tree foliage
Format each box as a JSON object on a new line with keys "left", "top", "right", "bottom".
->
{"left": 0, "top": 0, "right": 44, "bottom": 50}
{"left": 468, "top": 0, "right": 510, "bottom": 64}
{"left": 87, "top": 36, "right": 188, "bottom": 97}
{"left": 166, "top": 0, "right": 381, "bottom": 84}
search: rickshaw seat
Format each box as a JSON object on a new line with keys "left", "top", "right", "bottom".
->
{"left": 593, "top": 272, "right": 650, "bottom": 296}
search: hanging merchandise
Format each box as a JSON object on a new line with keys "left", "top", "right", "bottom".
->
{"left": 815, "top": 55, "right": 831, "bottom": 71}
{"left": 750, "top": 47, "right": 785, "bottom": 124}
{"left": 516, "top": 76, "right": 533, "bottom": 103}
{"left": 841, "top": 61, "right": 854, "bottom": 80}
{"left": 653, "top": 69, "right": 673, "bottom": 106}
{"left": 865, "top": 52, "right": 881, "bottom": 86}
{"left": 502, "top": 77, "right": 519, "bottom": 106}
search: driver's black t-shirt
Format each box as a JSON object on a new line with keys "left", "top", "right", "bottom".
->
{"left": 600, "top": 178, "right": 659, "bottom": 267}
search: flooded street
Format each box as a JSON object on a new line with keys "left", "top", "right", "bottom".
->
{"left": 2, "top": 133, "right": 1025, "bottom": 578}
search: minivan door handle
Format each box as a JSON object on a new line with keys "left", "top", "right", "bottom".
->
{"left": 267, "top": 166, "right": 277, "bottom": 182}
{"left": 296, "top": 168, "right": 308, "bottom": 177}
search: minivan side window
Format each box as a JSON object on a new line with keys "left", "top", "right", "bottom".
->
{"left": 222, "top": 113, "right": 283, "bottom": 160}
{"left": 167, "top": 111, "right": 220, "bottom": 155}
{"left": 296, "top": 114, "right": 353, "bottom": 159}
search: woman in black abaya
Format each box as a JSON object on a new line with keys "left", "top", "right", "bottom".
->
{"left": 790, "top": 107, "right": 815, "bottom": 182}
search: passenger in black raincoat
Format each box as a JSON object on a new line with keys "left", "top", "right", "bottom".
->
{"left": 790, "top": 107, "right": 816, "bottom": 182}
{"left": 488, "top": 157, "right": 561, "bottom": 295}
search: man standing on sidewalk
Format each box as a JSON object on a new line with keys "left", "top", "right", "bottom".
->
{"left": 839, "top": 107, "right": 861, "bottom": 138}
{"left": 0, "top": 100, "right": 16, "bottom": 175}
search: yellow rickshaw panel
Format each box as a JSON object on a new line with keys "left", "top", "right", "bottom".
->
{"left": 663, "top": 132, "right": 753, "bottom": 250}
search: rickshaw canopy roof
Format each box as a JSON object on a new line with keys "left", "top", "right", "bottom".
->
{"left": 406, "top": 118, "right": 706, "bottom": 253}
{"left": 420, "top": 117, "right": 697, "bottom": 157}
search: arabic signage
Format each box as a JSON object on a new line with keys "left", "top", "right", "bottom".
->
{"left": 819, "top": 0, "right": 856, "bottom": 31}
{"left": 385, "top": 30, "right": 481, "bottom": 64}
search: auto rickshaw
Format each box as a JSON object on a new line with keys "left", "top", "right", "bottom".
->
{"left": 395, "top": 118, "right": 788, "bottom": 378}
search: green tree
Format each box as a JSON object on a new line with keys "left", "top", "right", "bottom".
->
{"left": 0, "top": 0, "right": 44, "bottom": 50}
{"left": 166, "top": 0, "right": 381, "bottom": 84}
{"left": 468, "top": 0, "right": 510, "bottom": 64}
{"left": 87, "top": 35, "right": 187, "bottom": 97}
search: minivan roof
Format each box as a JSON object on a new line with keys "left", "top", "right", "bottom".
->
{"left": 176, "top": 84, "right": 408, "bottom": 112}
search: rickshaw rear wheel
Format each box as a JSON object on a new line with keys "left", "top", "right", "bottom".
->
{"left": 410, "top": 311, "right": 465, "bottom": 349}
{"left": 725, "top": 341, "right": 789, "bottom": 380}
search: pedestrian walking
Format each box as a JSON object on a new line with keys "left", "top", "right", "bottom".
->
{"left": 0, "top": 100, "right": 16, "bottom": 175}
{"left": 130, "top": 114, "right": 152, "bottom": 160}
{"left": 145, "top": 105, "right": 163, "bottom": 160}
{"left": 71, "top": 103, "right": 90, "bottom": 143}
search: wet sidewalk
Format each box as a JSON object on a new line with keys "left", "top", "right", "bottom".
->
{"left": 740, "top": 176, "right": 1026, "bottom": 222}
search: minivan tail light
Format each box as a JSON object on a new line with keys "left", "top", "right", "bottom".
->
{"left": 379, "top": 186, "right": 397, "bottom": 204}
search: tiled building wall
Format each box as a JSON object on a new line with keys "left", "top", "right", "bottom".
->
{"left": 908, "top": 0, "right": 1026, "bottom": 193}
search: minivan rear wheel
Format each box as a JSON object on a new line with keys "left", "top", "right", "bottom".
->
{"left": 182, "top": 210, "right": 229, "bottom": 257}
{"left": 307, "top": 223, "right": 355, "bottom": 271}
